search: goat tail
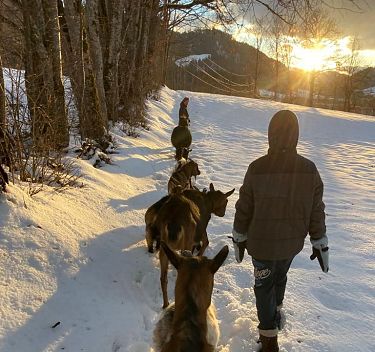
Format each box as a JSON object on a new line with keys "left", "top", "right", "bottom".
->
{"left": 166, "top": 222, "right": 182, "bottom": 243}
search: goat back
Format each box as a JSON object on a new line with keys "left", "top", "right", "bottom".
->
{"left": 156, "top": 194, "right": 199, "bottom": 248}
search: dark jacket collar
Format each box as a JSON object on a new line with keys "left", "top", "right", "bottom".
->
{"left": 268, "top": 147, "right": 297, "bottom": 155}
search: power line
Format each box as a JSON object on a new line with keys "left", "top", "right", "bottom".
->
{"left": 183, "top": 69, "right": 234, "bottom": 93}
{"left": 182, "top": 67, "right": 252, "bottom": 96}
{"left": 191, "top": 61, "right": 238, "bottom": 91}
{"left": 206, "top": 57, "right": 250, "bottom": 78}
{"left": 201, "top": 60, "right": 249, "bottom": 87}
{"left": 190, "top": 61, "right": 252, "bottom": 94}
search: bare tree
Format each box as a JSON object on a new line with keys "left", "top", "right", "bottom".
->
{"left": 298, "top": 6, "right": 338, "bottom": 106}
{"left": 22, "top": 0, "right": 69, "bottom": 149}
{"left": 280, "top": 31, "right": 296, "bottom": 102}
{"left": 250, "top": 18, "right": 267, "bottom": 95}
{"left": 342, "top": 36, "right": 362, "bottom": 112}
{"left": 59, "top": 0, "right": 110, "bottom": 141}
{"left": 268, "top": 15, "right": 286, "bottom": 100}
{"left": 102, "top": 0, "right": 126, "bottom": 122}
{"left": 0, "top": 54, "right": 5, "bottom": 130}
{"left": 164, "top": 1, "right": 367, "bottom": 29}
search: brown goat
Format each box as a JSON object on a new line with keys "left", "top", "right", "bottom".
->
{"left": 153, "top": 242, "right": 229, "bottom": 352}
{"left": 167, "top": 158, "right": 200, "bottom": 194}
{"left": 145, "top": 195, "right": 169, "bottom": 253}
{"left": 145, "top": 184, "right": 235, "bottom": 255}
{"left": 156, "top": 190, "right": 199, "bottom": 308}
{"left": 152, "top": 183, "right": 234, "bottom": 308}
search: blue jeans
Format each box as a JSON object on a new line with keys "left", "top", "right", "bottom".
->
{"left": 252, "top": 257, "right": 294, "bottom": 331}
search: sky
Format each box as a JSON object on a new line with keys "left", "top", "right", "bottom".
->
{"left": 334, "top": 3, "right": 375, "bottom": 51}
{"left": 230, "top": 1, "right": 375, "bottom": 71}
{"left": 176, "top": 1, "right": 375, "bottom": 70}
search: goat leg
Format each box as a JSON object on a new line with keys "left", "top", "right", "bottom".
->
{"left": 160, "top": 250, "right": 169, "bottom": 308}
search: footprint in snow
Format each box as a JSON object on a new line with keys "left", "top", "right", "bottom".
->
{"left": 112, "top": 339, "right": 123, "bottom": 352}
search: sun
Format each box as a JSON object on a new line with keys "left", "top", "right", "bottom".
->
{"left": 292, "top": 40, "right": 337, "bottom": 72}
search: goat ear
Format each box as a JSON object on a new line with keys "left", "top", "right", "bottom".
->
{"left": 210, "top": 245, "right": 229, "bottom": 273}
{"left": 161, "top": 241, "right": 181, "bottom": 269}
{"left": 209, "top": 183, "right": 215, "bottom": 192}
{"left": 225, "top": 188, "right": 235, "bottom": 198}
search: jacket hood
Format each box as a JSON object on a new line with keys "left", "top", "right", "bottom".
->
{"left": 268, "top": 110, "right": 299, "bottom": 152}
{"left": 180, "top": 97, "right": 189, "bottom": 106}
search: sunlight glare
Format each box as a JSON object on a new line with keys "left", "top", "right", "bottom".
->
{"left": 292, "top": 40, "right": 337, "bottom": 71}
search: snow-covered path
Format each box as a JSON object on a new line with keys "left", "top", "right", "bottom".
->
{"left": 0, "top": 87, "right": 374, "bottom": 351}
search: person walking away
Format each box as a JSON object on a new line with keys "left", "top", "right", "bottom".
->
{"left": 178, "top": 97, "right": 190, "bottom": 127}
{"left": 231, "top": 110, "right": 329, "bottom": 352}
{"left": 171, "top": 97, "right": 192, "bottom": 160}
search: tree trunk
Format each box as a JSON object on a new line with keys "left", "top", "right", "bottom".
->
{"left": 58, "top": 0, "right": 84, "bottom": 121}
{"left": 308, "top": 71, "right": 317, "bottom": 107}
{"left": 42, "top": 0, "right": 69, "bottom": 148}
{"left": 60, "top": 0, "right": 107, "bottom": 141}
{"left": 102, "top": 0, "right": 126, "bottom": 122}
{"left": 22, "top": 0, "right": 69, "bottom": 150}
{"left": 254, "top": 48, "right": 260, "bottom": 95}
{"left": 343, "top": 75, "right": 353, "bottom": 112}
{"left": 274, "top": 46, "right": 279, "bottom": 100}
{"left": 0, "top": 54, "right": 5, "bottom": 130}
{"left": 85, "top": 0, "right": 108, "bottom": 127}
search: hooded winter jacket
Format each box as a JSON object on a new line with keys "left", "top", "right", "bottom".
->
{"left": 179, "top": 101, "right": 190, "bottom": 127}
{"left": 233, "top": 110, "right": 326, "bottom": 260}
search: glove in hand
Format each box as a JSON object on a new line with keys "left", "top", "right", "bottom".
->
{"left": 229, "top": 230, "right": 247, "bottom": 263}
{"left": 310, "top": 235, "right": 329, "bottom": 273}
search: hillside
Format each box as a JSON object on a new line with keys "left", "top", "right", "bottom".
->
{"left": 166, "top": 29, "right": 375, "bottom": 115}
{"left": 166, "top": 29, "right": 283, "bottom": 95}
{"left": 168, "top": 29, "right": 276, "bottom": 80}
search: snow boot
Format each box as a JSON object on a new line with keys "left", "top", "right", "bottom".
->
{"left": 258, "top": 334, "right": 279, "bottom": 352}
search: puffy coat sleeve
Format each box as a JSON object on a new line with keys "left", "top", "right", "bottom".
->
{"left": 309, "top": 170, "right": 326, "bottom": 240}
{"left": 233, "top": 164, "right": 254, "bottom": 235}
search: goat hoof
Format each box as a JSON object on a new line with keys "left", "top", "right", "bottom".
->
{"left": 162, "top": 302, "right": 169, "bottom": 309}
{"left": 148, "top": 247, "right": 154, "bottom": 253}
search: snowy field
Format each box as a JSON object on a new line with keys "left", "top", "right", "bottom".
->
{"left": 0, "top": 87, "right": 374, "bottom": 352}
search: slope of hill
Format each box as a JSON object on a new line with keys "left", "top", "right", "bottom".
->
{"left": 0, "top": 87, "right": 374, "bottom": 351}
{"left": 166, "top": 29, "right": 283, "bottom": 94}
{"left": 166, "top": 29, "right": 375, "bottom": 114}
{"left": 168, "top": 29, "right": 275, "bottom": 76}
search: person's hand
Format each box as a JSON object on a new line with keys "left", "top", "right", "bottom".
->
{"left": 310, "top": 234, "right": 329, "bottom": 273}
{"left": 229, "top": 229, "right": 247, "bottom": 263}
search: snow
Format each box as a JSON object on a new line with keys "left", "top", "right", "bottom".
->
{"left": 362, "top": 86, "right": 375, "bottom": 96}
{"left": 0, "top": 86, "right": 375, "bottom": 351}
{"left": 175, "top": 54, "right": 211, "bottom": 67}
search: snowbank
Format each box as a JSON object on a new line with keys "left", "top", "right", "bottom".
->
{"left": 0, "top": 86, "right": 374, "bottom": 351}
{"left": 175, "top": 54, "right": 211, "bottom": 67}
